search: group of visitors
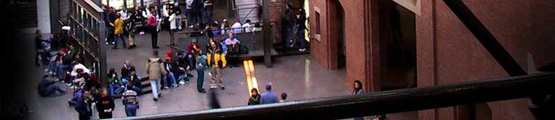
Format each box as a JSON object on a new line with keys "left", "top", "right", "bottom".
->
{"left": 282, "top": 4, "right": 308, "bottom": 52}
{"left": 247, "top": 83, "right": 288, "bottom": 105}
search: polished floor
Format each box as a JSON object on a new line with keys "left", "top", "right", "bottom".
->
{"left": 20, "top": 31, "right": 368, "bottom": 120}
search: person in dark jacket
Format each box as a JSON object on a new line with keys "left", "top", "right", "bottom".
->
{"left": 248, "top": 88, "right": 261, "bottom": 105}
{"left": 121, "top": 59, "right": 136, "bottom": 82}
{"left": 96, "top": 89, "right": 115, "bottom": 119}
{"left": 75, "top": 90, "right": 92, "bottom": 120}
{"left": 296, "top": 8, "right": 308, "bottom": 51}
{"left": 260, "top": 83, "right": 279, "bottom": 104}
{"left": 38, "top": 75, "right": 66, "bottom": 97}
{"left": 129, "top": 71, "right": 142, "bottom": 93}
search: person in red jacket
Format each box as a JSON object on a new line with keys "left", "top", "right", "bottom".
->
{"left": 147, "top": 11, "right": 159, "bottom": 49}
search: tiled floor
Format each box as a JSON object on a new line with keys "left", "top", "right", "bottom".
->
{"left": 21, "top": 31, "right": 371, "bottom": 120}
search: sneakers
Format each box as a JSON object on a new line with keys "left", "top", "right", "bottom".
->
{"left": 299, "top": 48, "right": 306, "bottom": 52}
{"left": 172, "top": 84, "right": 178, "bottom": 88}
{"left": 164, "top": 86, "right": 170, "bottom": 90}
{"left": 198, "top": 89, "right": 206, "bottom": 93}
{"left": 179, "top": 81, "right": 185, "bottom": 85}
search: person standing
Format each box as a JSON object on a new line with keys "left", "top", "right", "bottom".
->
{"left": 296, "top": 9, "right": 307, "bottom": 52}
{"left": 186, "top": 0, "right": 194, "bottom": 28}
{"left": 148, "top": 11, "right": 160, "bottom": 49}
{"left": 75, "top": 90, "right": 92, "bottom": 120}
{"left": 260, "top": 83, "right": 279, "bottom": 104}
{"left": 112, "top": 13, "right": 127, "bottom": 49}
{"left": 207, "top": 39, "right": 226, "bottom": 90}
{"left": 168, "top": 9, "right": 177, "bottom": 46}
{"left": 248, "top": 88, "right": 261, "bottom": 105}
{"left": 203, "top": 0, "right": 213, "bottom": 28}
{"left": 146, "top": 50, "right": 167, "bottom": 101}
{"left": 352, "top": 80, "right": 365, "bottom": 120}
{"left": 196, "top": 54, "right": 207, "bottom": 93}
{"left": 96, "top": 89, "right": 115, "bottom": 119}
{"left": 127, "top": 7, "right": 138, "bottom": 49}
{"left": 173, "top": 2, "right": 183, "bottom": 30}
{"left": 122, "top": 83, "right": 139, "bottom": 117}
{"left": 108, "top": 7, "right": 117, "bottom": 45}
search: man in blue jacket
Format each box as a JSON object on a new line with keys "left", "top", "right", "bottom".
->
{"left": 261, "top": 83, "right": 279, "bottom": 104}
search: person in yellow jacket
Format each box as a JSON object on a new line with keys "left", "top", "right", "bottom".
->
{"left": 206, "top": 38, "right": 227, "bottom": 90}
{"left": 112, "top": 13, "right": 127, "bottom": 49}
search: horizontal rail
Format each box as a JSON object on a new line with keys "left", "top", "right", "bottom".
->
{"left": 113, "top": 73, "right": 555, "bottom": 120}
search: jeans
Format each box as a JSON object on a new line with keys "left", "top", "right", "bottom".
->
{"left": 150, "top": 79, "right": 160, "bottom": 99}
{"left": 113, "top": 34, "right": 127, "bottom": 49}
{"left": 188, "top": 55, "right": 195, "bottom": 69}
{"left": 57, "top": 65, "right": 70, "bottom": 80}
{"left": 47, "top": 56, "right": 58, "bottom": 73}
{"left": 109, "top": 83, "right": 124, "bottom": 96}
{"left": 203, "top": 7, "right": 213, "bottom": 27}
{"left": 162, "top": 72, "right": 177, "bottom": 87}
{"left": 284, "top": 28, "right": 292, "bottom": 47}
{"left": 197, "top": 66, "right": 205, "bottom": 91}
{"left": 169, "top": 29, "right": 175, "bottom": 45}
{"left": 125, "top": 104, "right": 138, "bottom": 117}
{"left": 44, "top": 85, "right": 64, "bottom": 97}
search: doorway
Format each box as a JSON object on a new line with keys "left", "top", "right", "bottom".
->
{"left": 379, "top": 0, "right": 417, "bottom": 90}
{"left": 336, "top": 0, "right": 346, "bottom": 69}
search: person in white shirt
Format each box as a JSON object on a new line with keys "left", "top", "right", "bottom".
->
{"left": 231, "top": 19, "right": 242, "bottom": 33}
{"left": 242, "top": 19, "right": 253, "bottom": 33}
{"left": 168, "top": 9, "right": 177, "bottom": 46}
{"left": 224, "top": 32, "right": 241, "bottom": 55}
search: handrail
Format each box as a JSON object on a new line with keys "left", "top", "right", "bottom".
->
{"left": 113, "top": 73, "right": 555, "bottom": 120}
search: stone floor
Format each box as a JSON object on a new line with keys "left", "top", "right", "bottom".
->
{"left": 19, "top": 31, "right": 417, "bottom": 120}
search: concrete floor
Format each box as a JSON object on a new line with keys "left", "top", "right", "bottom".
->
{"left": 18, "top": 30, "right": 418, "bottom": 120}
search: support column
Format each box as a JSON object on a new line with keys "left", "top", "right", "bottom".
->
{"left": 263, "top": 0, "right": 272, "bottom": 67}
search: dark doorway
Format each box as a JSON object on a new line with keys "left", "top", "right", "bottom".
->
{"left": 336, "top": 0, "right": 346, "bottom": 69}
{"left": 379, "top": 1, "right": 417, "bottom": 90}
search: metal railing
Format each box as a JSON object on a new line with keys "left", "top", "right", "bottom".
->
{"left": 113, "top": 73, "right": 555, "bottom": 120}
{"left": 67, "top": 0, "right": 107, "bottom": 87}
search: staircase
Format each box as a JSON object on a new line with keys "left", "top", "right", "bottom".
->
{"left": 235, "top": 0, "right": 261, "bottom": 23}
{"left": 113, "top": 76, "right": 153, "bottom": 98}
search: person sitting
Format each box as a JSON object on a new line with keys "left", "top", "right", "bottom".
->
{"left": 163, "top": 55, "right": 178, "bottom": 89}
{"left": 187, "top": 39, "right": 201, "bottom": 69}
{"left": 128, "top": 71, "right": 142, "bottom": 93}
{"left": 107, "top": 68, "right": 124, "bottom": 97}
{"left": 261, "top": 83, "right": 279, "bottom": 104}
{"left": 121, "top": 59, "right": 136, "bottom": 84}
{"left": 223, "top": 32, "right": 241, "bottom": 55}
{"left": 242, "top": 19, "right": 253, "bottom": 33}
{"left": 38, "top": 75, "right": 66, "bottom": 97}
{"left": 231, "top": 19, "right": 242, "bottom": 33}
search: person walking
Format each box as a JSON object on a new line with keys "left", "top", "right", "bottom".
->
{"left": 248, "top": 88, "right": 261, "bottom": 105}
{"left": 260, "top": 83, "right": 279, "bottom": 104}
{"left": 96, "top": 89, "right": 115, "bottom": 119}
{"left": 122, "top": 83, "right": 139, "bottom": 117}
{"left": 296, "top": 9, "right": 308, "bottom": 52}
{"left": 147, "top": 11, "right": 159, "bottom": 49}
{"left": 75, "top": 90, "right": 92, "bottom": 120}
{"left": 207, "top": 39, "right": 226, "bottom": 90}
{"left": 146, "top": 50, "right": 167, "bottom": 101}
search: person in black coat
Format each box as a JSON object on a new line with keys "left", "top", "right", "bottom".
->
{"left": 121, "top": 59, "right": 136, "bottom": 82}
{"left": 248, "top": 88, "right": 261, "bottom": 105}
{"left": 75, "top": 90, "right": 92, "bottom": 120}
{"left": 96, "top": 89, "right": 115, "bottom": 119}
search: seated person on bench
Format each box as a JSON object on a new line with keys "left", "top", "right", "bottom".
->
{"left": 223, "top": 32, "right": 241, "bottom": 55}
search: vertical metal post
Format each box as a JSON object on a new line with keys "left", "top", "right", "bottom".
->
{"left": 98, "top": 20, "right": 108, "bottom": 88}
{"left": 262, "top": 0, "right": 272, "bottom": 67}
